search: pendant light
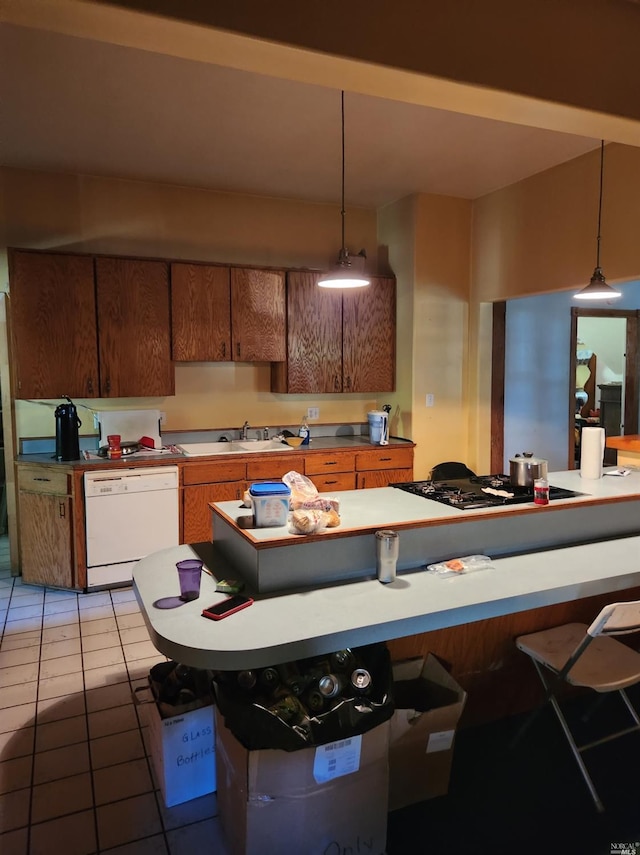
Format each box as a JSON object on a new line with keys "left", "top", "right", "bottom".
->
{"left": 318, "top": 91, "right": 370, "bottom": 288}
{"left": 574, "top": 140, "right": 621, "bottom": 300}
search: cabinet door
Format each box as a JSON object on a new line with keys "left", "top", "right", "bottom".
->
{"left": 171, "top": 263, "right": 231, "bottom": 361}
{"left": 271, "top": 271, "right": 343, "bottom": 393}
{"left": 9, "top": 250, "right": 99, "bottom": 399}
{"left": 19, "top": 492, "right": 74, "bottom": 588}
{"left": 356, "top": 468, "right": 413, "bottom": 489}
{"left": 231, "top": 268, "right": 286, "bottom": 361}
{"left": 96, "top": 257, "right": 174, "bottom": 397}
{"left": 343, "top": 276, "right": 396, "bottom": 392}
{"left": 183, "top": 481, "right": 246, "bottom": 544}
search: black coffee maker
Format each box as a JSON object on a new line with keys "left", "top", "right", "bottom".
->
{"left": 55, "top": 397, "right": 82, "bottom": 461}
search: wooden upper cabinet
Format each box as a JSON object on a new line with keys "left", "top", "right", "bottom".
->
{"left": 171, "top": 263, "right": 231, "bottom": 361}
{"left": 343, "top": 276, "right": 396, "bottom": 393}
{"left": 231, "top": 268, "right": 286, "bottom": 362}
{"left": 271, "top": 271, "right": 342, "bottom": 394}
{"left": 272, "top": 272, "right": 396, "bottom": 394}
{"left": 9, "top": 250, "right": 99, "bottom": 399}
{"left": 95, "top": 257, "right": 174, "bottom": 397}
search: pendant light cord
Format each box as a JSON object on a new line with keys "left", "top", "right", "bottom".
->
{"left": 596, "top": 139, "right": 604, "bottom": 268}
{"left": 340, "top": 90, "right": 346, "bottom": 253}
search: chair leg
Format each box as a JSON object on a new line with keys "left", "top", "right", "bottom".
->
{"left": 548, "top": 694, "right": 605, "bottom": 813}
{"left": 517, "top": 657, "right": 606, "bottom": 811}
{"left": 619, "top": 689, "right": 640, "bottom": 728}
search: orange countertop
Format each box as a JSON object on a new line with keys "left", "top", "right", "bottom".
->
{"left": 605, "top": 435, "right": 640, "bottom": 451}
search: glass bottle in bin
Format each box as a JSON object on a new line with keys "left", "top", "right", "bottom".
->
{"left": 277, "top": 661, "right": 309, "bottom": 696}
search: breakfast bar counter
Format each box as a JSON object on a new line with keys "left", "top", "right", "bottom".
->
{"left": 133, "top": 467, "right": 640, "bottom": 723}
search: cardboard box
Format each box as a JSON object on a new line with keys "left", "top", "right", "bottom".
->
{"left": 215, "top": 708, "right": 390, "bottom": 855}
{"left": 388, "top": 653, "right": 467, "bottom": 810}
{"left": 147, "top": 697, "right": 216, "bottom": 807}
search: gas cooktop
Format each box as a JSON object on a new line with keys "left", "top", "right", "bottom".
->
{"left": 391, "top": 474, "right": 584, "bottom": 510}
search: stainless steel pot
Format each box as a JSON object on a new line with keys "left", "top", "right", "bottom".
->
{"left": 509, "top": 452, "right": 548, "bottom": 488}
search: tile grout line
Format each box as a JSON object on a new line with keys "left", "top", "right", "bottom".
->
{"left": 112, "top": 587, "right": 173, "bottom": 853}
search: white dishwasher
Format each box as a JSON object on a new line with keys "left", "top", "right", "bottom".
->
{"left": 84, "top": 466, "right": 179, "bottom": 590}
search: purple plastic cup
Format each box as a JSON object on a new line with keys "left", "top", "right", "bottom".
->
{"left": 176, "top": 559, "right": 203, "bottom": 601}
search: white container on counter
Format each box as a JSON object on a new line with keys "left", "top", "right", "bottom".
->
{"left": 250, "top": 482, "right": 291, "bottom": 527}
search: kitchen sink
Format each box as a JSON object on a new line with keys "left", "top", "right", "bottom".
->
{"left": 235, "top": 440, "right": 290, "bottom": 452}
{"left": 177, "top": 440, "right": 289, "bottom": 457}
{"left": 178, "top": 442, "right": 240, "bottom": 456}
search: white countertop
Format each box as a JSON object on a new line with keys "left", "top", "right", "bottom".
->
{"left": 133, "top": 530, "right": 640, "bottom": 671}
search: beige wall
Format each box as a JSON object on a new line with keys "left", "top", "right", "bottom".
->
{"left": 378, "top": 193, "right": 472, "bottom": 479}
{"left": 472, "top": 142, "right": 640, "bottom": 303}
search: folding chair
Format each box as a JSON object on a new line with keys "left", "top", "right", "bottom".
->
{"left": 515, "top": 600, "right": 640, "bottom": 812}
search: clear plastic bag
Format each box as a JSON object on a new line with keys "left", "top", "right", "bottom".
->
{"left": 426, "top": 554, "right": 494, "bottom": 577}
{"left": 282, "top": 470, "right": 340, "bottom": 513}
{"left": 288, "top": 509, "right": 328, "bottom": 535}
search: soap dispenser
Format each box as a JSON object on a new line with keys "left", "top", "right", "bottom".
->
{"left": 298, "top": 416, "right": 310, "bottom": 445}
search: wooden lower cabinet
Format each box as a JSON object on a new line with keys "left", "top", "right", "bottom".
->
{"left": 355, "top": 447, "right": 414, "bottom": 489}
{"left": 17, "top": 464, "right": 76, "bottom": 589}
{"left": 182, "top": 461, "right": 247, "bottom": 543}
{"left": 180, "top": 446, "right": 412, "bottom": 542}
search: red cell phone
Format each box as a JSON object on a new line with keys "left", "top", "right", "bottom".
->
{"left": 201, "top": 594, "right": 254, "bottom": 621}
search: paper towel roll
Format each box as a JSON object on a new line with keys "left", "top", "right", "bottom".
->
{"left": 580, "top": 426, "right": 605, "bottom": 479}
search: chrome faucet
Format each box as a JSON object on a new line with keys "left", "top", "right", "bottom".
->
{"left": 263, "top": 427, "right": 270, "bottom": 440}
{"left": 241, "top": 421, "right": 250, "bottom": 440}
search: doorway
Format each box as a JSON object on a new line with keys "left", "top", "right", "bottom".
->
{"left": 569, "top": 308, "right": 639, "bottom": 469}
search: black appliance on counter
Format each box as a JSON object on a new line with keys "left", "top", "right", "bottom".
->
{"left": 391, "top": 473, "right": 583, "bottom": 510}
{"left": 54, "top": 396, "right": 81, "bottom": 461}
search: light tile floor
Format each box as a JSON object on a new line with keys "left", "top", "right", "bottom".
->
{"left": 0, "top": 542, "right": 228, "bottom": 855}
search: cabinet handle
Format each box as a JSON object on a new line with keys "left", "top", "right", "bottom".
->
{"left": 87, "top": 378, "right": 93, "bottom": 395}
{"left": 34, "top": 477, "right": 52, "bottom": 482}
{"left": 221, "top": 342, "right": 226, "bottom": 358}
{"left": 334, "top": 376, "right": 340, "bottom": 391}
{"left": 59, "top": 502, "right": 66, "bottom": 518}
{"left": 105, "top": 378, "right": 111, "bottom": 394}
{"left": 323, "top": 461, "right": 338, "bottom": 467}
{"left": 324, "top": 480, "right": 338, "bottom": 485}
{"left": 236, "top": 343, "right": 241, "bottom": 358}
{"left": 345, "top": 376, "right": 351, "bottom": 390}
{"left": 379, "top": 457, "right": 392, "bottom": 462}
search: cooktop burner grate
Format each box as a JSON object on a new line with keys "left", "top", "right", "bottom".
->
{"left": 391, "top": 474, "right": 583, "bottom": 509}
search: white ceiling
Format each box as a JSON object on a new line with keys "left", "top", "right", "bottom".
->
{"left": 0, "top": 22, "right": 601, "bottom": 209}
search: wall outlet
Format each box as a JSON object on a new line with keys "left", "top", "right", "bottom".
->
{"left": 307, "top": 407, "right": 320, "bottom": 420}
{"left": 159, "top": 411, "right": 166, "bottom": 424}
{"left": 426, "top": 394, "right": 435, "bottom": 408}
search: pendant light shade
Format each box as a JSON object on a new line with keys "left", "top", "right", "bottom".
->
{"left": 574, "top": 141, "right": 621, "bottom": 301}
{"left": 318, "top": 91, "right": 369, "bottom": 289}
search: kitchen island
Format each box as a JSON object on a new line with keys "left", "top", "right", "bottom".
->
{"left": 133, "top": 468, "right": 640, "bottom": 724}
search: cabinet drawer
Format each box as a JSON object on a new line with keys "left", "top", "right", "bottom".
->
{"left": 355, "top": 448, "right": 414, "bottom": 471}
{"left": 305, "top": 452, "right": 355, "bottom": 476}
{"left": 18, "top": 466, "right": 71, "bottom": 495}
{"left": 309, "top": 472, "right": 356, "bottom": 492}
{"left": 357, "top": 467, "right": 413, "bottom": 489}
{"left": 183, "top": 461, "right": 246, "bottom": 486}
{"left": 246, "top": 456, "right": 299, "bottom": 481}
